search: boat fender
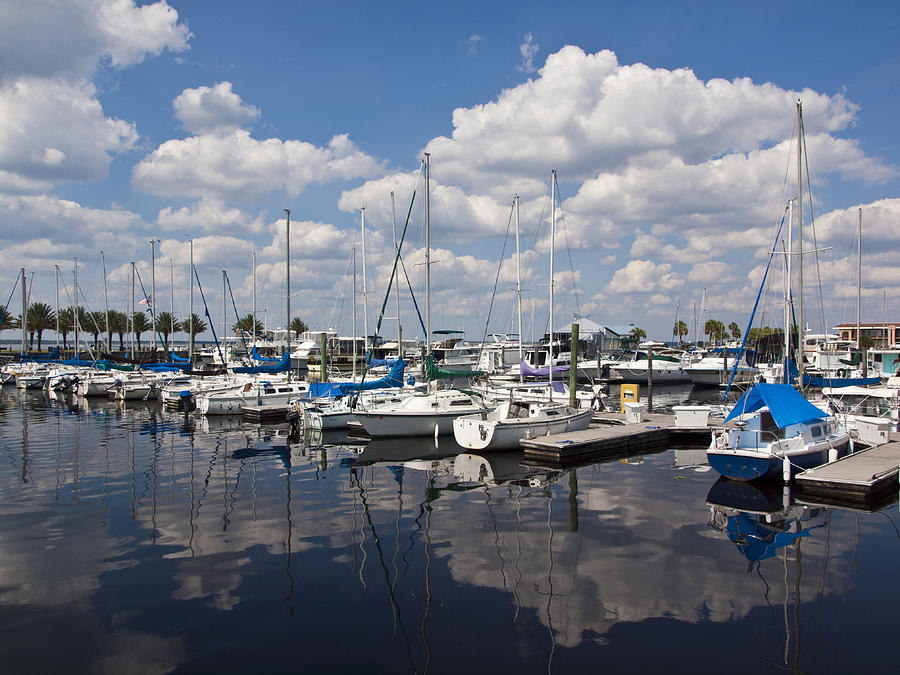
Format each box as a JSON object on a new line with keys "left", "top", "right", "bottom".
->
{"left": 782, "top": 456, "right": 791, "bottom": 482}
{"left": 828, "top": 446, "right": 838, "bottom": 463}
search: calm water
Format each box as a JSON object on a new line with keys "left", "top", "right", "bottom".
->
{"left": 1, "top": 386, "right": 898, "bottom": 674}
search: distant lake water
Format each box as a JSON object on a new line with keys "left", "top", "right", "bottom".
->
{"left": 1, "top": 387, "right": 898, "bottom": 673}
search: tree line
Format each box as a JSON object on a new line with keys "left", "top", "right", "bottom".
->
{"left": 0, "top": 303, "right": 309, "bottom": 353}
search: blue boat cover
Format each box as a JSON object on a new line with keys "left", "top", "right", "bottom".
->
{"left": 304, "top": 359, "right": 405, "bottom": 399}
{"left": 232, "top": 350, "right": 290, "bottom": 374}
{"left": 785, "top": 359, "right": 881, "bottom": 388}
{"left": 724, "top": 383, "right": 828, "bottom": 428}
{"left": 367, "top": 357, "right": 398, "bottom": 368}
{"left": 251, "top": 346, "right": 281, "bottom": 363}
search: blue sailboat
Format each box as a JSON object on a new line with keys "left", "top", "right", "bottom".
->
{"left": 707, "top": 383, "right": 850, "bottom": 481}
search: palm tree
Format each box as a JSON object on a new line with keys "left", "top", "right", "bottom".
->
{"left": 629, "top": 326, "right": 647, "bottom": 345}
{"left": 108, "top": 310, "right": 129, "bottom": 351}
{"left": 674, "top": 320, "right": 688, "bottom": 345}
{"left": 88, "top": 311, "right": 107, "bottom": 351}
{"left": 0, "top": 305, "right": 17, "bottom": 334}
{"left": 289, "top": 316, "right": 309, "bottom": 338}
{"left": 233, "top": 314, "right": 264, "bottom": 336}
{"left": 57, "top": 307, "right": 73, "bottom": 350}
{"left": 728, "top": 321, "right": 741, "bottom": 340}
{"left": 179, "top": 313, "right": 207, "bottom": 340}
{"left": 131, "top": 312, "right": 151, "bottom": 351}
{"left": 156, "top": 311, "right": 176, "bottom": 352}
{"left": 25, "top": 302, "right": 56, "bottom": 351}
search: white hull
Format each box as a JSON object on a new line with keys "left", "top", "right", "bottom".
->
{"left": 353, "top": 390, "right": 489, "bottom": 437}
{"left": 198, "top": 382, "right": 309, "bottom": 415}
{"left": 610, "top": 363, "right": 689, "bottom": 383}
{"left": 453, "top": 402, "right": 592, "bottom": 450}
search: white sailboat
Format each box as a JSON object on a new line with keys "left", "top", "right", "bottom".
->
{"left": 353, "top": 154, "right": 489, "bottom": 437}
{"left": 454, "top": 171, "right": 592, "bottom": 450}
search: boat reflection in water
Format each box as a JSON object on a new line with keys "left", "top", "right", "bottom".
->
{"left": 706, "top": 478, "right": 827, "bottom": 566}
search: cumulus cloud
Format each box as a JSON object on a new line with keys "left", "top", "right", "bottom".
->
{"left": 688, "top": 261, "right": 736, "bottom": 284}
{"left": 133, "top": 130, "right": 385, "bottom": 201}
{"left": 0, "top": 0, "right": 190, "bottom": 81}
{"left": 424, "top": 46, "right": 880, "bottom": 195}
{"left": 0, "top": 78, "right": 138, "bottom": 186}
{"left": 606, "top": 259, "right": 683, "bottom": 294}
{"left": 0, "top": 1, "right": 188, "bottom": 193}
{"left": 173, "top": 82, "right": 260, "bottom": 134}
{"left": 156, "top": 197, "right": 266, "bottom": 234}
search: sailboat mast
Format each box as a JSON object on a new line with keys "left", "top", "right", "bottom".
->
{"left": 549, "top": 170, "right": 556, "bottom": 399}
{"left": 391, "top": 191, "right": 402, "bottom": 357}
{"left": 130, "top": 261, "right": 136, "bottom": 356}
{"left": 188, "top": 240, "right": 194, "bottom": 365}
{"left": 352, "top": 246, "right": 357, "bottom": 380}
{"left": 170, "top": 258, "right": 174, "bottom": 352}
{"left": 857, "top": 207, "right": 862, "bottom": 348}
{"left": 515, "top": 194, "right": 523, "bottom": 383}
{"left": 425, "top": 153, "right": 431, "bottom": 357}
{"left": 786, "top": 199, "right": 793, "bottom": 381}
{"left": 797, "top": 99, "right": 805, "bottom": 387}
{"left": 284, "top": 208, "right": 291, "bottom": 352}
{"left": 55, "top": 265, "right": 60, "bottom": 350}
{"left": 222, "top": 270, "right": 227, "bottom": 366}
{"left": 20, "top": 267, "right": 25, "bottom": 355}
{"left": 151, "top": 239, "right": 157, "bottom": 357}
{"left": 73, "top": 257, "right": 79, "bottom": 356}
{"left": 252, "top": 249, "right": 257, "bottom": 345}
{"left": 101, "top": 250, "right": 109, "bottom": 353}
{"left": 361, "top": 206, "right": 369, "bottom": 361}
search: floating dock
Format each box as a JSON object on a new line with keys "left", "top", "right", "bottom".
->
{"left": 520, "top": 411, "right": 716, "bottom": 465}
{"left": 794, "top": 441, "right": 900, "bottom": 505}
{"left": 241, "top": 404, "right": 292, "bottom": 423}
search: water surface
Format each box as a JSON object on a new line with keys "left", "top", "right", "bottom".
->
{"left": 1, "top": 388, "right": 898, "bottom": 673}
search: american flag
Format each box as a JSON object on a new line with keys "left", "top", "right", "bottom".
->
{"left": 138, "top": 295, "right": 152, "bottom": 307}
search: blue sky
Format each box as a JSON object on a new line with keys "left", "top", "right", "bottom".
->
{"left": 2, "top": 0, "right": 899, "bottom": 343}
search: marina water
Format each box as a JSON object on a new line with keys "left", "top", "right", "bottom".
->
{"left": 1, "top": 388, "right": 898, "bottom": 673}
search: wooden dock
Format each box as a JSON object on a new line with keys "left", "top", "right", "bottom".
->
{"left": 241, "top": 404, "right": 292, "bottom": 423}
{"left": 794, "top": 441, "right": 900, "bottom": 503}
{"left": 520, "top": 412, "right": 715, "bottom": 464}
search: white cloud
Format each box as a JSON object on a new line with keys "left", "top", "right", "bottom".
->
{"left": 0, "top": 0, "right": 190, "bottom": 81}
{"left": 133, "top": 130, "right": 385, "bottom": 201}
{"left": 606, "top": 259, "right": 683, "bottom": 294}
{"left": 467, "top": 34, "right": 482, "bottom": 56}
{"left": 156, "top": 197, "right": 266, "bottom": 234}
{"left": 0, "top": 78, "right": 138, "bottom": 186}
{"left": 516, "top": 33, "right": 539, "bottom": 73}
{"left": 688, "top": 262, "right": 736, "bottom": 284}
{"left": 173, "top": 82, "right": 260, "bottom": 134}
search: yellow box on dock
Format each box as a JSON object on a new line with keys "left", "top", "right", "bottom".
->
{"left": 620, "top": 384, "right": 639, "bottom": 412}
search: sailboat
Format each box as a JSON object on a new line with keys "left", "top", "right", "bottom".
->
{"left": 454, "top": 172, "right": 592, "bottom": 451}
{"left": 352, "top": 154, "right": 490, "bottom": 437}
{"left": 707, "top": 101, "right": 850, "bottom": 482}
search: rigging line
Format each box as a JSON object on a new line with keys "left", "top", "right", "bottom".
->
{"left": 476, "top": 201, "right": 514, "bottom": 366}
{"left": 224, "top": 272, "right": 249, "bottom": 357}
{"left": 355, "top": 160, "right": 425, "bottom": 393}
{"left": 192, "top": 265, "right": 225, "bottom": 367}
{"left": 553, "top": 183, "right": 582, "bottom": 317}
{"left": 0, "top": 272, "right": 20, "bottom": 327}
{"left": 327, "top": 244, "right": 357, "bottom": 333}
{"left": 723, "top": 204, "right": 788, "bottom": 401}
{"left": 800, "top": 123, "right": 830, "bottom": 338}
